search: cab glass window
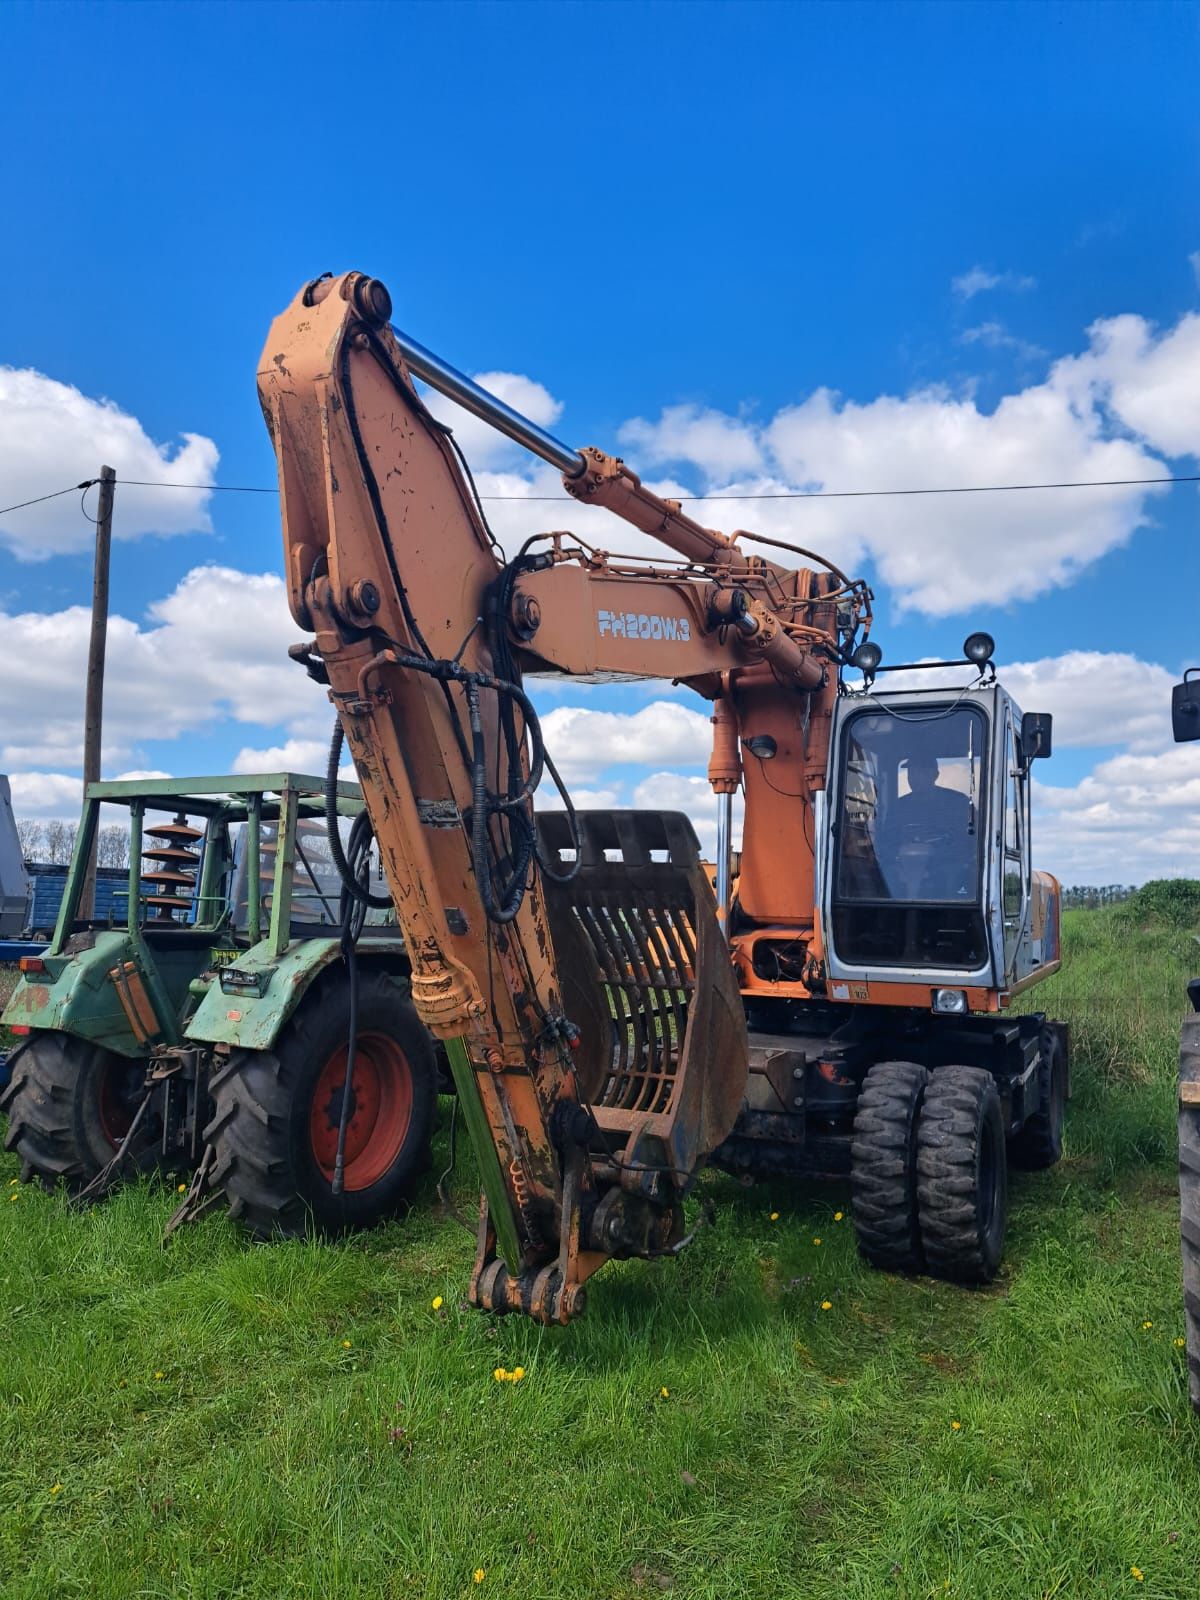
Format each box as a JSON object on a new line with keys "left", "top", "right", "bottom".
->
{"left": 1004, "top": 721, "right": 1020, "bottom": 855}
{"left": 835, "top": 706, "right": 987, "bottom": 905}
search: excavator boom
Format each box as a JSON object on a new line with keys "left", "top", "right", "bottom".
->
{"left": 257, "top": 271, "right": 867, "bottom": 1320}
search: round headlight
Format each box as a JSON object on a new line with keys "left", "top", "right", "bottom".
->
{"left": 963, "top": 631, "right": 995, "bottom": 666}
{"left": 851, "top": 641, "right": 883, "bottom": 674}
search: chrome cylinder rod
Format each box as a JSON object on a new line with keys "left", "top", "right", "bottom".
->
{"left": 390, "top": 324, "right": 584, "bottom": 478}
{"left": 715, "top": 791, "right": 733, "bottom": 943}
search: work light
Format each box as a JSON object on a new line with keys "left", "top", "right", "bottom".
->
{"left": 963, "top": 632, "right": 995, "bottom": 666}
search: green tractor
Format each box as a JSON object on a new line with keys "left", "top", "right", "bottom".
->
{"left": 0, "top": 773, "right": 436, "bottom": 1236}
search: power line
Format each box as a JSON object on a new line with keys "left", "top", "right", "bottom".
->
{"left": 0, "top": 481, "right": 96, "bottom": 517}
{"left": 2, "top": 471, "right": 1197, "bottom": 520}
{"left": 114, "top": 479, "right": 279, "bottom": 493}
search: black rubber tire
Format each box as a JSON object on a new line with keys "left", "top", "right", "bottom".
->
{"left": 1179, "top": 1012, "right": 1200, "bottom": 1414}
{"left": 1009, "top": 1026, "right": 1066, "bottom": 1171}
{"left": 0, "top": 1031, "right": 156, "bottom": 1192}
{"left": 851, "top": 1060, "right": 929, "bottom": 1271}
{"left": 205, "top": 969, "right": 436, "bottom": 1239}
{"left": 916, "top": 1065, "right": 1008, "bottom": 1284}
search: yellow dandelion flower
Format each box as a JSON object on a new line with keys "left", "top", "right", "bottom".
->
{"left": 820, "top": 1300, "right": 832, "bottom": 1311}
{"left": 154, "top": 1371, "right": 164, "bottom": 1380}
{"left": 769, "top": 1211, "right": 780, "bottom": 1221}
{"left": 660, "top": 1386, "right": 670, "bottom": 1398}
{"left": 493, "top": 1367, "right": 507, "bottom": 1382}
{"left": 342, "top": 1339, "right": 352, "bottom": 1349}
{"left": 1131, "top": 1567, "right": 1144, "bottom": 1583}
{"left": 431, "top": 1295, "right": 444, "bottom": 1311}
{"left": 473, "top": 1570, "right": 486, "bottom": 1586}
{"left": 50, "top": 1483, "right": 63, "bottom": 1496}
{"left": 1175, "top": 1337, "right": 1187, "bottom": 1349}
{"left": 178, "top": 1183, "right": 188, "bottom": 1193}
{"left": 833, "top": 1211, "right": 843, "bottom": 1222}
{"left": 813, "top": 1237, "right": 822, "bottom": 1246}
{"left": 8, "top": 1192, "right": 17, "bottom": 1202}
{"left": 951, "top": 1420, "right": 962, "bottom": 1431}
{"left": 1142, "top": 1321, "right": 1153, "bottom": 1330}
{"left": 512, "top": 1366, "right": 525, "bottom": 1382}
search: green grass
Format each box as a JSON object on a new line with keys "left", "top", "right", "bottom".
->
{"left": 2, "top": 909, "right": 1199, "bottom": 1599}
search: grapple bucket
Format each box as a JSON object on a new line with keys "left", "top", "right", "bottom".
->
{"left": 536, "top": 810, "right": 749, "bottom": 1193}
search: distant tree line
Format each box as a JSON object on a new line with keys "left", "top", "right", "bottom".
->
{"left": 15, "top": 821, "right": 131, "bottom": 869}
{"left": 1061, "top": 881, "right": 1200, "bottom": 924}
{"left": 1061, "top": 884, "right": 1136, "bottom": 909}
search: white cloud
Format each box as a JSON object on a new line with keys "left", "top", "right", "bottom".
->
{"left": 1034, "top": 743, "right": 1200, "bottom": 883}
{"left": 874, "top": 651, "right": 1177, "bottom": 753}
{"left": 619, "top": 404, "right": 764, "bottom": 480}
{"left": 0, "top": 565, "right": 326, "bottom": 774}
{"left": 1052, "top": 311, "right": 1200, "bottom": 463}
{"left": 952, "top": 266, "right": 1037, "bottom": 300}
{"left": 535, "top": 785, "right": 623, "bottom": 812}
{"left": 8, "top": 769, "right": 172, "bottom": 820}
{"left": 958, "top": 322, "right": 1045, "bottom": 362}
{"left": 538, "top": 700, "right": 712, "bottom": 784}
{"left": 608, "top": 307, "right": 1200, "bottom": 618}
{"left": 231, "top": 738, "right": 334, "bottom": 776}
{"left": 0, "top": 369, "right": 218, "bottom": 559}
{"left": 424, "top": 304, "right": 1198, "bottom": 622}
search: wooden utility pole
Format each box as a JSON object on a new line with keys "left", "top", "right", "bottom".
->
{"left": 80, "top": 465, "right": 116, "bottom": 918}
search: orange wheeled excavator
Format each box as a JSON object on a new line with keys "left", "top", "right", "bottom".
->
{"left": 257, "top": 271, "right": 1066, "bottom": 1322}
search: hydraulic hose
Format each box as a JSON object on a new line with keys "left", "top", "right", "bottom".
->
{"left": 325, "top": 720, "right": 391, "bottom": 909}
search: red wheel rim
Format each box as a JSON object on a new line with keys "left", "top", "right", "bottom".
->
{"left": 97, "top": 1059, "right": 139, "bottom": 1148}
{"left": 309, "top": 1032, "right": 414, "bottom": 1192}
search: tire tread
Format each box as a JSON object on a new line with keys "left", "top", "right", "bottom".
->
{"left": 851, "top": 1060, "right": 929, "bottom": 1271}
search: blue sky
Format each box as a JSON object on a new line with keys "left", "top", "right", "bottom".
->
{"left": 1, "top": 0, "right": 1197, "bottom": 881}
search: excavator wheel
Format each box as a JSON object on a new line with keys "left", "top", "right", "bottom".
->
{"left": 850, "top": 1060, "right": 929, "bottom": 1272}
{"left": 1179, "top": 1009, "right": 1200, "bottom": 1413}
{"left": 1008, "top": 1026, "right": 1066, "bottom": 1171}
{"left": 916, "top": 1065, "right": 1007, "bottom": 1284}
{"left": 0, "top": 1031, "right": 158, "bottom": 1193}
{"left": 205, "top": 970, "right": 436, "bottom": 1239}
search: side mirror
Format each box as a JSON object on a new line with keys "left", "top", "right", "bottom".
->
{"left": 1021, "top": 712, "right": 1053, "bottom": 763}
{"left": 1173, "top": 670, "right": 1200, "bottom": 743}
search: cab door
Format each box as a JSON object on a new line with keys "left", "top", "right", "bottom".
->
{"left": 1001, "top": 710, "right": 1029, "bottom": 980}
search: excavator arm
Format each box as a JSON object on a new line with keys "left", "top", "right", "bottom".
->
{"left": 257, "top": 271, "right": 869, "bottom": 1321}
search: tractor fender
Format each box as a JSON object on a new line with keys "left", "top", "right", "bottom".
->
{"left": 0, "top": 930, "right": 145, "bottom": 1057}
{"left": 184, "top": 934, "right": 411, "bottom": 1054}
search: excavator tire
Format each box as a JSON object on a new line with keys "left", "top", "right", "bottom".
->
{"left": 0, "top": 1031, "right": 157, "bottom": 1193}
{"left": 1179, "top": 1010, "right": 1200, "bottom": 1413}
{"left": 850, "top": 1060, "right": 928, "bottom": 1272}
{"left": 916, "top": 1065, "right": 1007, "bottom": 1284}
{"left": 1008, "top": 1026, "right": 1066, "bottom": 1171}
{"left": 205, "top": 970, "right": 436, "bottom": 1239}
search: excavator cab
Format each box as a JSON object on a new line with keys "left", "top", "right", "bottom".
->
{"left": 821, "top": 653, "right": 1057, "bottom": 1006}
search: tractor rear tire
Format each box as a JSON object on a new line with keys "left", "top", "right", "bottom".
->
{"left": 851, "top": 1060, "right": 929, "bottom": 1271}
{"left": 1179, "top": 1012, "right": 1200, "bottom": 1413}
{"left": 0, "top": 1031, "right": 156, "bottom": 1192}
{"left": 205, "top": 970, "right": 436, "bottom": 1239}
{"left": 1009, "top": 1026, "right": 1066, "bottom": 1170}
{"left": 916, "top": 1065, "right": 1007, "bottom": 1284}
